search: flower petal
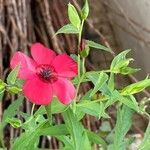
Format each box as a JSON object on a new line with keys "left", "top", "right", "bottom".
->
{"left": 10, "top": 52, "right": 37, "bottom": 80}
{"left": 52, "top": 54, "right": 77, "bottom": 78}
{"left": 23, "top": 77, "right": 53, "bottom": 105}
{"left": 52, "top": 78, "right": 76, "bottom": 104}
{"left": 31, "top": 43, "right": 56, "bottom": 64}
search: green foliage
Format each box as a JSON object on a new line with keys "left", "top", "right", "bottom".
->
{"left": 0, "top": 80, "right": 5, "bottom": 94}
{"left": 0, "top": 96, "right": 24, "bottom": 131}
{"left": 55, "top": 24, "right": 79, "bottom": 35}
{"left": 7, "top": 86, "right": 22, "bottom": 94}
{"left": 39, "top": 124, "right": 68, "bottom": 136}
{"left": 87, "top": 40, "right": 113, "bottom": 53}
{"left": 0, "top": 96, "right": 23, "bottom": 148}
{"left": 86, "top": 130, "right": 107, "bottom": 148}
{"left": 110, "top": 50, "right": 139, "bottom": 75}
{"left": 68, "top": 3, "right": 81, "bottom": 29}
{"left": 121, "top": 78, "right": 150, "bottom": 95}
{"left": 86, "top": 71, "right": 108, "bottom": 97}
{"left": 63, "top": 108, "right": 91, "bottom": 150}
{"left": 111, "top": 50, "right": 130, "bottom": 70}
{"left": 108, "top": 106, "right": 133, "bottom": 150}
{"left": 138, "top": 121, "right": 150, "bottom": 150}
{"left": 7, "top": 64, "right": 20, "bottom": 85}
{"left": 81, "top": 0, "right": 89, "bottom": 20}
{"left": 2, "top": 1, "right": 150, "bottom": 150}
{"left": 34, "top": 97, "right": 68, "bottom": 116}
{"left": 77, "top": 100, "right": 108, "bottom": 119}
{"left": 11, "top": 121, "right": 47, "bottom": 150}
{"left": 6, "top": 118, "right": 22, "bottom": 128}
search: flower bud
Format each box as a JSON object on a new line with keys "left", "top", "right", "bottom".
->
{"left": 79, "top": 39, "right": 90, "bottom": 58}
{"left": 80, "top": 39, "right": 86, "bottom": 51}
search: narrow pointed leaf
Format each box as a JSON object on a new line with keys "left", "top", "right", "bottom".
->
{"left": 55, "top": 24, "right": 79, "bottom": 35}
{"left": 87, "top": 40, "right": 113, "bottom": 53}
{"left": 138, "top": 121, "right": 150, "bottom": 150}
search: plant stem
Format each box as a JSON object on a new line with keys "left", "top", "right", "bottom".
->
{"left": 72, "top": 20, "right": 85, "bottom": 113}
{"left": 45, "top": 105, "right": 52, "bottom": 126}
{"left": 78, "top": 20, "right": 85, "bottom": 53}
{"left": 77, "top": 54, "right": 80, "bottom": 78}
{"left": 77, "top": 97, "right": 108, "bottom": 107}
{"left": 82, "top": 57, "right": 85, "bottom": 74}
{"left": 31, "top": 104, "right": 35, "bottom": 116}
{"left": 72, "top": 74, "right": 85, "bottom": 113}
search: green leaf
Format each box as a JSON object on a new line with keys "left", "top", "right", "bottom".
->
{"left": 12, "top": 123, "right": 69, "bottom": 150}
{"left": 39, "top": 124, "right": 69, "bottom": 136}
{"left": 77, "top": 100, "right": 108, "bottom": 118}
{"left": 85, "top": 71, "right": 113, "bottom": 97}
{"left": 85, "top": 71, "right": 99, "bottom": 84}
{"left": 0, "top": 80, "right": 5, "bottom": 94}
{"left": 51, "top": 97, "right": 68, "bottom": 113}
{"left": 108, "top": 73, "right": 115, "bottom": 90}
{"left": 7, "top": 64, "right": 20, "bottom": 85}
{"left": 121, "top": 78, "right": 150, "bottom": 95}
{"left": 110, "top": 50, "right": 138, "bottom": 75}
{"left": 109, "top": 105, "right": 133, "bottom": 150}
{"left": 0, "top": 96, "right": 24, "bottom": 131}
{"left": 138, "top": 121, "right": 150, "bottom": 150}
{"left": 104, "top": 90, "right": 119, "bottom": 108}
{"left": 6, "top": 118, "right": 22, "bottom": 128}
{"left": 55, "top": 24, "right": 79, "bottom": 35}
{"left": 56, "top": 135, "right": 74, "bottom": 150}
{"left": 7, "top": 86, "right": 22, "bottom": 94}
{"left": 81, "top": 0, "right": 89, "bottom": 19}
{"left": 34, "top": 97, "right": 68, "bottom": 116}
{"left": 22, "top": 116, "right": 37, "bottom": 131}
{"left": 111, "top": 50, "right": 130, "bottom": 69}
{"left": 110, "top": 90, "right": 139, "bottom": 112}
{"left": 63, "top": 108, "right": 89, "bottom": 150}
{"left": 86, "top": 130, "right": 107, "bottom": 148}
{"left": 81, "top": 131, "right": 92, "bottom": 150}
{"left": 119, "top": 67, "right": 140, "bottom": 75}
{"left": 80, "top": 89, "right": 92, "bottom": 101}
{"left": 120, "top": 95, "right": 139, "bottom": 112}
{"left": 87, "top": 40, "right": 113, "bottom": 53}
{"left": 11, "top": 121, "right": 47, "bottom": 150}
{"left": 86, "top": 72, "right": 108, "bottom": 97}
{"left": 68, "top": 3, "right": 81, "bottom": 29}
{"left": 0, "top": 96, "right": 23, "bottom": 148}
{"left": 15, "top": 79, "right": 24, "bottom": 88}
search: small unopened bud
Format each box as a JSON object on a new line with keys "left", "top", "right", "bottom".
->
{"left": 79, "top": 39, "right": 89, "bottom": 58}
{"left": 80, "top": 39, "right": 86, "bottom": 51}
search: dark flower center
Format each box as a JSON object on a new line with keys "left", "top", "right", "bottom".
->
{"left": 36, "top": 65, "right": 57, "bottom": 83}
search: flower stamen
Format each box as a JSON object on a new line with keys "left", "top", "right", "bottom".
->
{"left": 36, "top": 65, "right": 57, "bottom": 83}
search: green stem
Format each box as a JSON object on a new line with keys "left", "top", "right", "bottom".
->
{"left": 77, "top": 54, "right": 81, "bottom": 78}
{"left": 72, "top": 20, "right": 85, "bottom": 113}
{"left": 77, "top": 97, "right": 108, "bottom": 107}
{"left": 82, "top": 58, "right": 86, "bottom": 74}
{"left": 73, "top": 74, "right": 85, "bottom": 113}
{"left": 78, "top": 20, "right": 85, "bottom": 53}
{"left": 108, "top": 72, "right": 114, "bottom": 90}
{"left": 31, "top": 104, "right": 35, "bottom": 116}
{"left": 45, "top": 105, "right": 52, "bottom": 126}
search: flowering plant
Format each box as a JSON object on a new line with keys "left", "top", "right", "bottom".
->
{"left": 0, "top": 1, "right": 150, "bottom": 150}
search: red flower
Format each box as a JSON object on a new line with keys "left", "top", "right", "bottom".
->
{"left": 10, "top": 43, "right": 77, "bottom": 105}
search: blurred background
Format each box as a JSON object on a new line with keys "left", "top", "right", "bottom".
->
{"left": 0, "top": 0, "right": 150, "bottom": 149}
